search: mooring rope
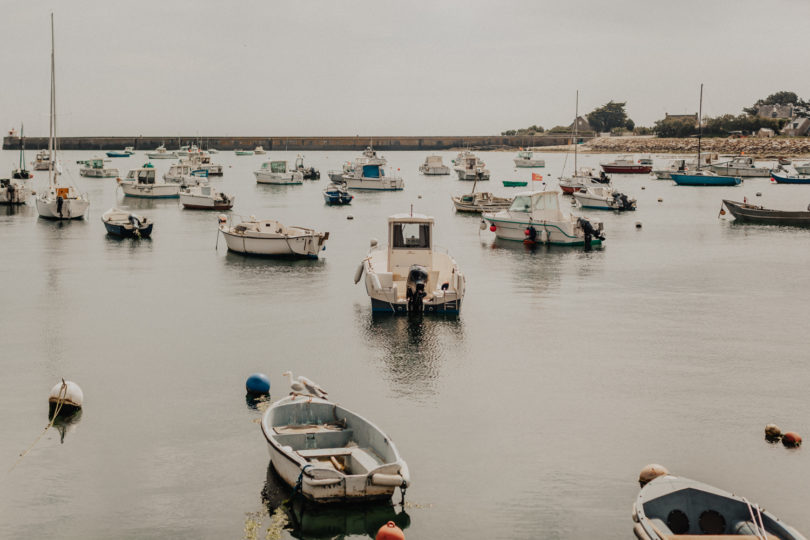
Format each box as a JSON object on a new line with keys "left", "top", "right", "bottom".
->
{"left": 7, "top": 379, "right": 69, "bottom": 474}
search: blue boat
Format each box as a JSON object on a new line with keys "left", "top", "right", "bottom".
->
{"left": 770, "top": 171, "right": 810, "bottom": 184}
{"left": 671, "top": 171, "right": 741, "bottom": 186}
{"left": 101, "top": 208, "right": 153, "bottom": 238}
{"left": 323, "top": 182, "right": 353, "bottom": 205}
{"left": 106, "top": 147, "right": 135, "bottom": 158}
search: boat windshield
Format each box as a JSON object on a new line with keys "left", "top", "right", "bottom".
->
{"left": 392, "top": 222, "right": 430, "bottom": 249}
{"left": 518, "top": 151, "right": 532, "bottom": 159}
{"left": 510, "top": 196, "right": 532, "bottom": 212}
{"left": 137, "top": 169, "right": 155, "bottom": 184}
{"left": 270, "top": 161, "right": 286, "bottom": 173}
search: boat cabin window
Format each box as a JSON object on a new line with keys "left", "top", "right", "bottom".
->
{"left": 533, "top": 195, "right": 557, "bottom": 211}
{"left": 137, "top": 169, "right": 155, "bottom": 184}
{"left": 201, "top": 186, "right": 211, "bottom": 196}
{"left": 392, "top": 222, "right": 430, "bottom": 249}
{"left": 270, "top": 161, "right": 286, "bottom": 173}
{"left": 363, "top": 164, "right": 381, "bottom": 178}
{"left": 510, "top": 195, "right": 532, "bottom": 212}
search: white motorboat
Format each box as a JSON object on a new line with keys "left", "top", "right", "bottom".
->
{"left": 181, "top": 151, "right": 223, "bottom": 176}
{"left": 652, "top": 158, "right": 697, "bottom": 179}
{"left": 709, "top": 156, "right": 770, "bottom": 177}
{"left": 218, "top": 216, "right": 328, "bottom": 257}
{"left": 482, "top": 190, "right": 605, "bottom": 246}
{"left": 327, "top": 161, "right": 353, "bottom": 183}
{"left": 146, "top": 145, "right": 177, "bottom": 159}
{"left": 254, "top": 146, "right": 266, "bottom": 154}
{"left": 558, "top": 168, "right": 608, "bottom": 194}
{"left": 453, "top": 151, "right": 490, "bottom": 180}
{"left": 451, "top": 191, "right": 512, "bottom": 213}
{"left": 78, "top": 157, "right": 118, "bottom": 178}
{"left": 176, "top": 144, "right": 199, "bottom": 157}
{"left": 513, "top": 150, "right": 545, "bottom": 168}
{"left": 101, "top": 208, "right": 153, "bottom": 238}
{"left": 163, "top": 163, "right": 208, "bottom": 185}
{"left": 355, "top": 213, "right": 465, "bottom": 314}
{"left": 418, "top": 155, "right": 450, "bottom": 175}
{"left": 180, "top": 185, "right": 234, "bottom": 210}
{"left": 0, "top": 178, "right": 33, "bottom": 205}
{"left": 795, "top": 162, "right": 810, "bottom": 175}
{"left": 32, "top": 149, "right": 52, "bottom": 171}
{"left": 36, "top": 16, "right": 90, "bottom": 220}
{"left": 261, "top": 393, "right": 410, "bottom": 504}
{"left": 573, "top": 185, "right": 637, "bottom": 211}
{"left": 118, "top": 165, "right": 180, "bottom": 198}
{"left": 343, "top": 148, "right": 403, "bottom": 190}
{"left": 294, "top": 154, "right": 320, "bottom": 179}
{"left": 254, "top": 160, "right": 303, "bottom": 185}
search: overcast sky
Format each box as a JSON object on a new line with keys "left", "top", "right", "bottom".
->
{"left": 2, "top": 0, "right": 808, "bottom": 137}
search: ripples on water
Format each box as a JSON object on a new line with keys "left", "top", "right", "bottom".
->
{"left": 1, "top": 150, "right": 810, "bottom": 539}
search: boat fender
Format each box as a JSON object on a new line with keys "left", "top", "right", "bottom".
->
{"left": 764, "top": 424, "right": 782, "bottom": 442}
{"left": 782, "top": 432, "right": 802, "bottom": 448}
{"left": 354, "top": 263, "right": 365, "bottom": 284}
{"left": 370, "top": 273, "right": 382, "bottom": 291}
{"left": 538, "top": 229, "right": 548, "bottom": 243}
{"left": 479, "top": 220, "right": 487, "bottom": 231}
{"left": 371, "top": 473, "right": 404, "bottom": 487}
{"left": 376, "top": 521, "right": 405, "bottom": 540}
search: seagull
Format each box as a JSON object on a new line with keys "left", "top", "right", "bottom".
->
{"left": 282, "top": 371, "right": 306, "bottom": 396}
{"left": 282, "top": 371, "right": 328, "bottom": 399}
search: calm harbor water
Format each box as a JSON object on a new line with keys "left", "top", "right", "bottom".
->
{"left": 1, "top": 149, "right": 809, "bottom": 539}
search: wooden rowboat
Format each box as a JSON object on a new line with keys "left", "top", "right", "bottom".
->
{"left": 722, "top": 199, "right": 810, "bottom": 227}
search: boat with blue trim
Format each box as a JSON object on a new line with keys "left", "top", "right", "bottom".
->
{"left": 482, "top": 190, "right": 604, "bottom": 246}
{"left": 101, "top": 207, "right": 153, "bottom": 238}
{"left": 323, "top": 182, "right": 353, "bottom": 205}
{"left": 671, "top": 170, "right": 741, "bottom": 186}
{"left": 355, "top": 212, "right": 465, "bottom": 314}
{"left": 106, "top": 147, "right": 135, "bottom": 158}
{"left": 770, "top": 171, "right": 810, "bottom": 184}
{"left": 343, "top": 147, "right": 404, "bottom": 191}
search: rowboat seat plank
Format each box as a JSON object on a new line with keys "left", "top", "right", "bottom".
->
{"left": 296, "top": 448, "right": 352, "bottom": 459}
{"left": 274, "top": 423, "right": 344, "bottom": 434}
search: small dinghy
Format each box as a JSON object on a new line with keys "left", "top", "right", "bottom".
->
{"left": 451, "top": 191, "right": 512, "bottom": 213}
{"left": 323, "top": 182, "right": 353, "bottom": 205}
{"left": 573, "top": 185, "right": 637, "bottom": 211}
{"left": 218, "top": 216, "right": 328, "bottom": 258}
{"left": 770, "top": 171, "right": 810, "bottom": 185}
{"left": 102, "top": 207, "right": 153, "bottom": 238}
{"left": 633, "top": 467, "right": 806, "bottom": 539}
{"left": 180, "top": 185, "right": 234, "bottom": 210}
{"left": 261, "top": 390, "right": 410, "bottom": 504}
{"left": 722, "top": 199, "right": 810, "bottom": 227}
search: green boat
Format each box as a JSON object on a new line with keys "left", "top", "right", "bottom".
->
{"left": 502, "top": 180, "right": 528, "bottom": 187}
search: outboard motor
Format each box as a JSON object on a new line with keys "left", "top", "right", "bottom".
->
{"left": 612, "top": 192, "right": 634, "bottom": 211}
{"left": 56, "top": 195, "right": 64, "bottom": 217}
{"left": 405, "top": 264, "right": 429, "bottom": 312}
{"left": 598, "top": 171, "right": 611, "bottom": 184}
{"left": 577, "top": 217, "right": 605, "bottom": 249}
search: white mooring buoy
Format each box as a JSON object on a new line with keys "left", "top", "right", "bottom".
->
{"left": 48, "top": 379, "right": 83, "bottom": 417}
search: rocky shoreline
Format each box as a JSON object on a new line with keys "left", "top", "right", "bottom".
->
{"left": 535, "top": 136, "right": 810, "bottom": 158}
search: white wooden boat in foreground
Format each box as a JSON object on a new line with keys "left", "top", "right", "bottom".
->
{"left": 218, "top": 216, "right": 328, "bottom": 257}
{"left": 261, "top": 394, "right": 410, "bottom": 504}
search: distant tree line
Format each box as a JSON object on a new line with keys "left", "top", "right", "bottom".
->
{"left": 500, "top": 125, "right": 544, "bottom": 136}
{"left": 742, "top": 91, "right": 809, "bottom": 115}
{"left": 654, "top": 114, "right": 786, "bottom": 138}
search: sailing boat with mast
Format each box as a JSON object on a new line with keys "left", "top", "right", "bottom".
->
{"left": 12, "top": 123, "right": 33, "bottom": 179}
{"left": 559, "top": 91, "right": 603, "bottom": 194}
{"left": 36, "top": 14, "right": 90, "bottom": 220}
{"left": 671, "top": 84, "right": 742, "bottom": 187}
{"left": 451, "top": 171, "right": 512, "bottom": 212}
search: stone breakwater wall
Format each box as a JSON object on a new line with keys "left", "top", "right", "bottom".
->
{"left": 582, "top": 137, "right": 810, "bottom": 157}
{"left": 2, "top": 134, "right": 583, "bottom": 152}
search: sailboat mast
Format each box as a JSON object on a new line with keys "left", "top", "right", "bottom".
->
{"left": 48, "top": 13, "right": 57, "bottom": 187}
{"left": 19, "top": 123, "right": 25, "bottom": 169}
{"left": 697, "top": 83, "right": 703, "bottom": 169}
{"left": 574, "top": 90, "right": 579, "bottom": 172}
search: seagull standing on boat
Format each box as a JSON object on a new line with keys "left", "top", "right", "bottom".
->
{"left": 282, "top": 371, "right": 328, "bottom": 399}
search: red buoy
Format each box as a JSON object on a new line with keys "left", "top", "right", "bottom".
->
{"left": 376, "top": 521, "right": 405, "bottom": 540}
{"left": 489, "top": 225, "right": 496, "bottom": 232}
{"left": 524, "top": 228, "right": 530, "bottom": 236}
{"left": 782, "top": 432, "right": 802, "bottom": 448}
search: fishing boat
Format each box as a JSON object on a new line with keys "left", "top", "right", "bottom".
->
{"left": 118, "top": 164, "right": 180, "bottom": 198}
{"left": 163, "top": 163, "right": 208, "bottom": 185}
{"left": 181, "top": 151, "right": 223, "bottom": 176}
{"left": 180, "top": 185, "right": 234, "bottom": 210}
{"left": 219, "top": 216, "right": 328, "bottom": 257}
{"left": 670, "top": 84, "right": 742, "bottom": 187}
{"left": 418, "top": 155, "right": 450, "bottom": 175}
{"left": 235, "top": 149, "right": 255, "bottom": 156}
{"left": 503, "top": 180, "right": 527, "bottom": 187}
{"left": 355, "top": 212, "right": 465, "bottom": 314}
{"left": 78, "top": 157, "right": 119, "bottom": 178}
{"left": 260, "top": 393, "right": 410, "bottom": 503}
{"left": 795, "top": 162, "right": 810, "bottom": 175}
{"left": 559, "top": 92, "right": 611, "bottom": 194}
{"left": 770, "top": 171, "right": 810, "bottom": 184}
{"left": 482, "top": 190, "right": 605, "bottom": 246}
{"left": 778, "top": 158, "right": 792, "bottom": 166}
{"left": 0, "top": 178, "right": 33, "bottom": 205}
{"left": 254, "top": 146, "right": 266, "bottom": 154}
{"left": 35, "top": 16, "right": 90, "bottom": 220}
{"left": 573, "top": 185, "right": 636, "bottom": 211}
{"left": 12, "top": 123, "right": 33, "bottom": 179}
{"left": 343, "top": 149, "right": 404, "bottom": 191}
{"left": 638, "top": 156, "right": 653, "bottom": 167}
{"left": 652, "top": 159, "right": 697, "bottom": 180}
{"left": 710, "top": 156, "right": 769, "bottom": 177}
{"left": 451, "top": 191, "right": 512, "bottom": 213}
{"left": 601, "top": 157, "right": 652, "bottom": 174}
{"left": 146, "top": 145, "right": 177, "bottom": 159}
{"left": 323, "top": 182, "right": 353, "bottom": 205}
{"left": 721, "top": 199, "right": 810, "bottom": 227}
{"left": 633, "top": 472, "right": 806, "bottom": 540}
{"left": 513, "top": 150, "right": 545, "bottom": 168}
{"left": 453, "top": 151, "right": 490, "bottom": 180}
{"left": 255, "top": 160, "right": 303, "bottom": 185}
{"left": 106, "top": 147, "right": 135, "bottom": 158}
{"left": 294, "top": 154, "right": 320, "bottom": 179}
{"left": 32, "top": 149, "right": 52, "bottom": 170}
{"left": 101, "top": 208, "right": 153, "bottom": 238}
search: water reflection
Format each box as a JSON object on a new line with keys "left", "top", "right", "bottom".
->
{"left": 222, "top": 251, "right": 326, "bottom": 276}
{"left": 52, "top": 409, "right": 82, "bottom": 444}
{"left": 262, "top": 463, "right": 410, "bottom": 540}
{"left": 357, "top": 309, "right": 464, "bottom": 399}
{"left": 121, "top": 197, "right": 182, "bottom": 211}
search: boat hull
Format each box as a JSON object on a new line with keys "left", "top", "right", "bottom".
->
{"left": 0, "top": 184, "right": 33, "bottom": 205}
{"left": 105, "top": 152, "right": 130, "bottom": 158}
{"left": 709, "top": 164, "right": 770, "bottom": 177}
{"left": 80, "top": 168, "right": 118, "bottom": 178}
{"left": 120, "top": 182, "right": 180, "bottom": 198}
{"left": 145, "top": 153, "right": 177, "bottom": 159}
{"left": 671, "top": 173, "right": 741, "bottom": 186}
{"left": 220, "top": 229, "right": 324, "bottom": 258}
{"left": 514, "top": 159, "right": 545, "bottom": 168}
{"left": 771, "top": 172, "right": 810, "bottom": 184}
{"left": 455, "top": 169, "right": 490, "bottom": 180}
{"left": 483, "top": 214, "right": 602, "bottom": 246}
{"left": 502, "top": 181, "right": 527, "bottom": 187}
{"left": 344, "top": 177, "right": 404, "bottom": 191}
{"left": 36, "top": 195, "right": 89, "bottom": 219}
{"left": 255, "top": 172, "right": 303, "bottom": 185}
{"left": 103, "top": 221, "right": 153, "bottom": 238}
{"left": 419, "top": 166, "right": 450, "bottom": 175}
{"left": 723, "top": 199, "right": 810, "bottom": 227}
{"left": 180, "top": 193, "right": 234, "bottom": 210}
{"left": 323, "top": 193, "right": 353, "bottom": 205}
{"left": 601, "top": 165, "right": 651, "bottom": 174}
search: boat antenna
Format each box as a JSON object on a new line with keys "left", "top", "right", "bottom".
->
{"left": 697, "top": 83, "right": 703, "bottom": 169}
{"left": 48, "top": 12, "right": 57, "bottom": 188}
{"left": 19, "top": 122, "right": 25, "bottom": 169}
{"left": 574, "top": 90, "right": 579, "bottom": 173}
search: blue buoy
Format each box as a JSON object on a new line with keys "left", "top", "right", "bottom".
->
{"left": 246, "top": 373, "right": 271, "bottom": 395}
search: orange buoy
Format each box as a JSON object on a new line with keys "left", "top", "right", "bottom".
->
{"left": 376, "top": 521, "right": 405, "bottom": 540}
{"left": 782, "top": 432, "right": 802, "bottom": 448}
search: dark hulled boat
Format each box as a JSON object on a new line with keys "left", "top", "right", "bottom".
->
{"left": 722, "top": 199, "right": 810, "bottom": 227}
